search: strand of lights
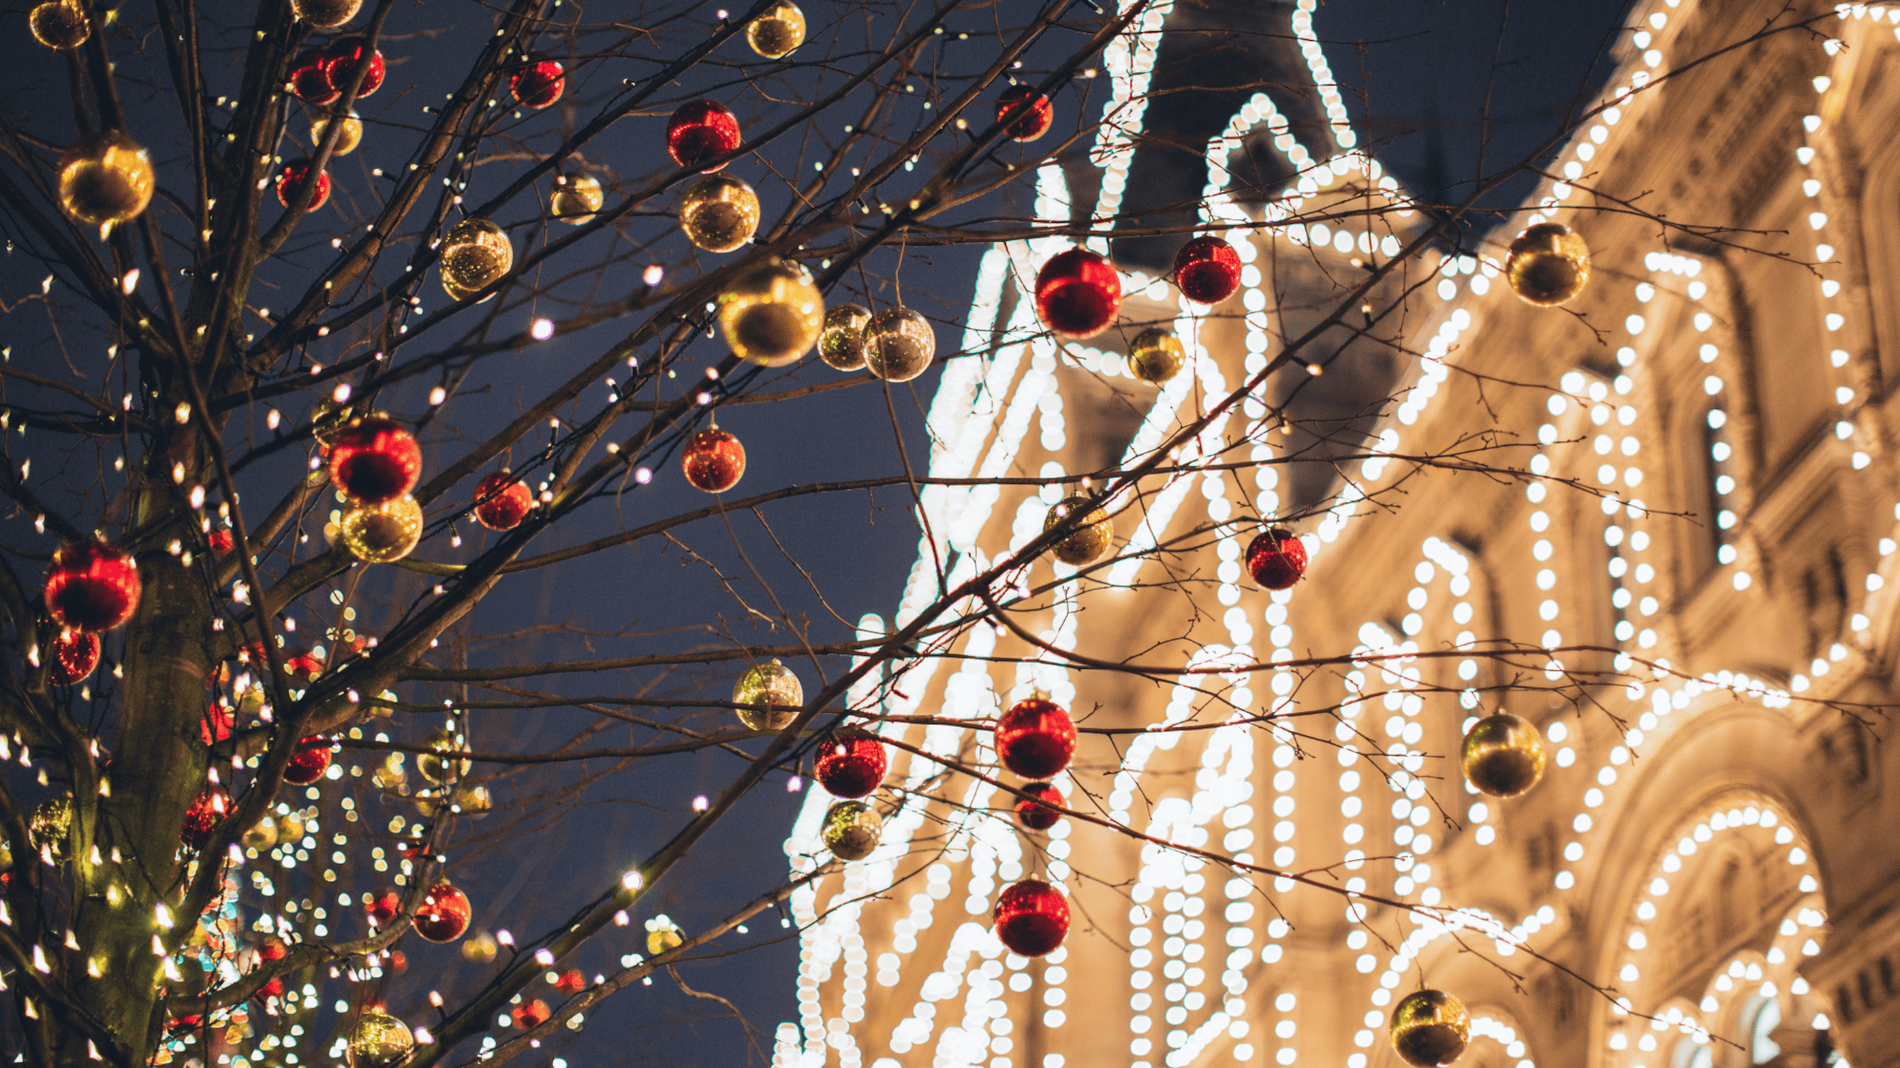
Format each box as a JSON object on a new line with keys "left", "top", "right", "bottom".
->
{"left": 1088, "top": 0, "right": 1181, "bottom": 255}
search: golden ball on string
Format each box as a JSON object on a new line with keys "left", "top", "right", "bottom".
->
{"left": 734, "top": 658, "right": 802, "bottom": 730}
{"left": 1460, "top": 713, "right": 1546, "bottom": 798}
{"left": 1044, "top": 496, "right": 1111, "bottom": 567}
{"left": 1390, "top": 988, "right": 1470, "bottom": 1068}
{"left": 30, "top": 1, "right": 88, "bottom": 50}
{"left": 551, "top": 173, "right": 603, "bottom": 225}
{"left": 309, "top": 110, "right": 363, "bottom": 156}
{"left": 864, "top": 306, "right": 936, "bottom": 382}
{"left": 718, "top": 259, "right": 824, "bottom": 367}
{"left": 345, "top": 1010, "right": 414, "bottom": 1068}
{"left": 438, "top": 217, "right": 513, "bottom": 298}
{"left": 819, "top": 304, "right": 872, "bottom": 371}
{"left": 823, "top": 800, "right": 882, "bottom": 861}
{"left": 747, "top": 1, "right": 806, "bottom": 58}
{"left": 462, "top": 931, "right": 499, "bottom": 962}
{"left": 29, "top": 796, "right": 73, "bottom": 861}
{"left": 57, "top": 131, "right": 155, "bottom": 229}
{"left": 291, "top": 0, "right": 360, "bottom": 28}
{"left": 1128, "top": 327, "right": 1185, "bottom": 385}
{"left": 339, "top": 495, "right": 423, "bottom": 564}
{"left": 416, "top": 728, "right": 470, "bottom": 784}
{"left": 1504, "top": 222, "right": 1590, "bottom": 307}
{"left": 678, "top": 173, "right": 761, "bottom": 253}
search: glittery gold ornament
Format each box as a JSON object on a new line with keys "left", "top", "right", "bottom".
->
{"left": 1390, "top": 989, "right": 1470, "bottom": 1068}
{"left": 416, "top": 728, "right": 470, "bottom": 784}
{"left": 345, "top": 1010, "right": 414, "bottom": 1068}
{"left": 291, "top": 0, "right": 360, "bottom": 27}
{"left": 1504, "top": 222, "right": 1590, "bottom": 307}
{"left": 58, "top": 131, "right": 155, "bottom": 229}
{"left": 339, "top": 494, "right": 423, "bottom": 563}
{"left": 462, "top": 931, "right": 499, "bottom": 962}
{"left": 309, "top": 110, "right": 363, "bottom": 156}
{"left": 819, "top": 304, "right": 872, "bottom": 371}
{"left": 1128, "top": 327, "right": 1185, "bottom": 385}
{"left": 718, "top": 259, "right": 823, "bottom": 367}
{"left": 747, "top": 1, "right": 806, "bottom": 58}
{"left": 30, "top": 1, "right": 88, "bottom": 49}
{"left": 551, "top": 174, "right": 603, "bottom": 224}
{"left": 1460, "top": 713, "right": 1546, "bottom": 798}
{"left": 646, "top": 916, "right": 684, "bottom": 955}
{"left": 1044, "top": 496, "right": 1111, "bottom": 567}
{"left": 678, "top": 173, "right": 761, "bottom": 253}
{"left": 823, "top": 800, "right": 881, "bottom": 861}
{"left": 243, "top": 816, "right": 280, "bottom": 851}
{"left": 30, "top": 796, "right": 72, "bottom": 860}
{"left": 864, "top": 307, "right": 935, "bottom": 382}
{"left": 278, "top": 812, "right": 307, "bottom": 843}
{"left": 438, "top": 218, "right": 513, "bottom": 298}
{"left": 734, "top": 658, "right": 802, "bottom": 730}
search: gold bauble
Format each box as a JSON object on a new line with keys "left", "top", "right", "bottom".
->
{"left": 551, "top": 174, "right": 603, "bottom": 225}
{"left": 718, "top": 259, "right": 824, "bottom": 367}
{"left": 309, "top": 111, "right": 363, "bottom": 156}
{"left": 822, "top": 800, "right": 881, "bottom": 861}
{"left": 416, "top": 728, "right": 470, "bottom": 784}
{"left": 678, "top": 173, "right": 761, "bottom": 253}
{"left": 30, "top": 796, "right": 73, "bottom": 860}
{"left": 30, "top": 1, "right": 89, "bottom": 49}
{"left": 278, "top": 812, "right": 307, "bottom": 843}
{"left": 747, "top": 1, "right": 806, "bottom": 58}
{"left": 646, "top": 918, "right": 684, "bottom": 955}
{"left": 1460, "top": 713, "right": 1546, "bottom": 799}
{"left": 1128, "top": 327, "right": 1185, "bottom": 385}
{"left": 345, "top": 1010, "right": 414, "bottom": 1068}
{"left": 291, "top": 0, "right": 361, "bottom": 28}
{"left": 1390, "top": 989, "right": 1470, "bottom": 1068}
{"left": 819, "top": 304, "right": 872, "bottom": 371}
{"left": 462, "top": 931, "right": 499, "bottom": 962}
{"left": 243, "top": 816, "right": 279, "bottom": 851}
{"left": 438, "top": 218, "right": 513, "bottom": 297}
{"left": 455, "top": 784, "right": 492, "bottom": 817}
{"left": 864, "top": 307, "right": 935, "bottom": 383}
{"left": 1044, "top": 496, "right": 1112, "bottom": 567}
{"left": 58, "top": 131, "right": 155, "bottom": 229}
{"left": 734, "top": 658, "right": 802, "bottom": 730}
{"left": 1504, "top": 222, "right": 1590, "bottom": 307}
{"left": 339, "top": 494, "right": 423, "bottom": 563}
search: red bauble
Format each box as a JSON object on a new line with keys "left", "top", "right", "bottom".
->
{"left": 511, "top": 1000, "right": 551, "bottom": 1028}
{"left": 666, "top": 100, "right": 742, "bottom": 171}
{"left": 44, "top": 541, "right": 142, "bottom": 632}
{"left": 413, "top": 882, "right": 471, "bottom": 943}
{"left": 1034, "top": 249, "right": 1122, "bottom": 340}
{"left": 510, "top": 55, "right": 566, "bottom": 109}
{"left": 1174, "top": 236, "right": 1242, "bottom": 305}
{"left": 282, "top": 737, "right": 334, "bottom": 785}
{"left": 276, "top": 158, "right": 331, "bottom": 210}
{"left": 473, "top": 471, "right": 533, "bottom": 531}
{"left": 180, "top": 784, "right": 231, "bottom": 850}
{"left": 995, "top": 85, "right": 1053, "bottom": 142}
{"left": 208, "top": 528, "right": 236, "bottom": 557}
{"left": 1014, "top": 783, "right": 1064, "bottom": 831}
{"left": 47, "top": 625, "right": 101, "bottom": 684}
{"left": 1245, "top": 527, "right": 1308, "bottom": 590}
{"left": 553, "top": 968, "right": 587, "bottom": 993}
{"left": 202, "top": 703, "right": 233, "bottom": 746}
{"left": 681, "top": 428, "right": 746, "bottom": 493}
{"left": 289, "top": 49, "right": 338, "bottom": 105}
{"left": 993, "top": 880, "right": 1070, "bottom": 957}
{"left": 365, "top": 890, "right": 400, "bottom": 927}
{"left": 323, "top": 36, "right": 385, "bottom": 97}
{"left": 814, "top": 731, "right": 887, "bottom": 799}
{"left": 995, "top": 698, "right": 1076, "bottom": 779}
{"left": 328, "top": 416, "right": 422, "bottom": 503}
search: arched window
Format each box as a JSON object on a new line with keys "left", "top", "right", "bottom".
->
{"left": 1743, "top": 993, "right": 1782, "bottom": 1064}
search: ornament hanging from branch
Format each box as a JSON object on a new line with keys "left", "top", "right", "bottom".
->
{"left": 679, "top": 173, "right": 762, "bottom": 252}
{"left": 666, "top": 100, "right": 742, "bottom": 171}
{"left": 864, "top": 307, "right": 936, "bottom": 382}
{"left": 1504, "top": 222, "right": 1590, "bottom": 307}
{"left": 747, "top": 1, "right": 806, "bottom": 59}
{"left": 1389, "top": 988, "right": 1470, "bottom": 1067}
{"left": 814, "top": 730, "right": 887, "bottom": 799}
{"left": 1035, "top": 248, "right": 1121, "bottom": 340}
{"left": 1245, "top": 527, "right": 1307, "bottom": 590}
{"left": 1460, "top": 713, "right": 1547, "bottom": 798}
{"left": 1174, "top": 235, "right": 1242, "bottom": 305}
{"left": 44, "top": 541, "right": 142, "bottom": 632}
{"left": 992, "top": 880, "right": 1070, "bottom": 956}
{"left": 819, "top": 304, "right": 872, "bottom": 371}
{"left": 996, "top": 697, "right": 1076, "bottom": 779}
{"left": 718, "top": 259, "right": 824, "bottom": 367}
{"left": 1044, "top": 497, "right": 1112, "bottom": 567}
{"left": 995, "top": 85, "right": 1054, "bottom": 142}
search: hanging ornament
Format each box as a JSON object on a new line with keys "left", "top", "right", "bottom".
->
{"left": 814, "top": 730, "right": 887, "bottom": 799}
{"left": 1127, "top": 327, "right": 1185, "bottom": 385}
{"left": 29, "top": 1, "right": 88, "bottom": 50}
{"left": 416, "top": 728, "right": 470, "bottom": 784}
{"left": 463, "top": 932, "right": 499, "bottom": 962}
{"left": 1390, "top": 989, "right": 1470, "bottom": 1068}
{"left": 510, "top": 54, "right": 566, "bottom": 109}
{"left": 292, "top": 0, "right": 359, "bottom": 26}
{"left": 1504, "top": 222, "right": 1589, "bottom": 307}
{"left": 413, "top": 882, "right": 472, "bottom": 943}
{"left": 243, "top": 816, "right": 280, "bottom": 851}
{"left": 309, "top": 110, "right": 363, "bottom": 156}
{"left": 734, "top": 659, "right": 802, "bottom": 730}
{"left": 345, "top": 1010, "right": 414, "bottom": 1068}
{"left": 666, "top": 100, "right": 742, "bottom": 171}
{"left": 323, "top": 36, "right": 385, "bottom": 97}
{"left": 747, "top": 1, "right": 806, "bottom": 58}
{"left": 551, "top": 173, "right": 603, "bottom": 225}
{"left": 57, "top": 132, "right": 155, "bottom": 229}
{"left": 365, "top": 891, "right": 400, "bottom": 927}
{"left": 1174, "top": 235, "right": 1242, "bottom": 305}
{"left": 996, "top": 697, "right": 1076, "bottom": 779}
{"left": 1044, "top": 496, "right": 1111, "bottom": 567}
{"left": 282, "top": 737, "right": 334, "bottom": 785}
{"left": 823, "top": 800, "right": 882, "bottom": 861}
{"left": 180, "top": 784, "right": 231, "bottom": 850}
{"left": 290, "top": 49, "right": 339, "bottom": 105}
{"left": 328, "top": 416, "right": 421, "bottom": 503}
{"left": 339, "top": 495, "right": 424, "bottom": 563}
{"left": 472, "top": 470, "right": 533, "bottom": 531}
{"left": 1014, "top": 783, "right": 1064, "bottom": 831}
{"left": 208, "top": 528, "right": 236, "bottom": 557}
{"left": 819, "top": 304, "right": 872, "bottom": 371}
{"left": 681, "top": 427, "right": 746, "bottom": 493}
{"left": 995, "top": 85, "right": 1053, "bottom": 142}
{"left": 275, "top": 158, "right": 332, "bottom": 210}
{"left": 1460, "top": 713, "right": 1546, "bottom": 798}
{"left": 29, "top": 796, "right": 73, "bottom": 860}
{"left": 678, "top": 173, "right": 761, "bottom": 253}
{"left": 44, "top": 541, "right": 141, "bottom": 632}
{"left": 864, "top": 307, "right": 936, "bottom": 382}
{"left": 1245, "top": 527, "right": 1307, "bottom": 590}
{"left": 202, "top": 703, "right": 234, "bottom": 746}
{"left": 554, "top": 969, "right": 587, "bottom": 993}
{"left": 510, "top": 1001, "right": 552, "bottom": 1029}
{"left": 46, "top": 623, "right": 101, "bottom": 684}
{"left": 438, "top": 217, "right": 514, "bottom": 297}
{"left": 992, "top": 880, "right": 1070, "bottom": 957}
{"left": 1035, "top": 248, "right": 1121, "bottom": 340}
{"left": 718, "top": 259, "right": 824, "bottom": 367}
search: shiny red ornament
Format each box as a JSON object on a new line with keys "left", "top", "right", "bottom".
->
{"left": 1034, "top": 249, "right": 1122, "bottom": 340}
{"left": 328, "top": 416, "right": 422, "bottom": 504}
{"left": 283, "top": 737, "right": 334, "bottom": 785}
{"left": 553, "top": 968, "right": 587, "bottom": 994}
{"left": 993, "top": 879, "right": 1070, "bottom": 957}
{"left": 44, "top": 541, "right": 142, "bottom": 633}
{"left": 995, "top": 85, "right": 1053, "bottom": 142}
{"left": 1173, "top": 235, "right": 1242, "bottom": 305}
{"left": 366, "top": 890, "right": 400, "bottom": 927}
{"left": 201, "top": 703, "right": 234, "bottom": 746}
{"left": 1245, "top": 527, "right": 1307, "bottom": 590}
{"left": 681, "top": 428, "right": 746, "bottom": 493}
{"left": 473, "top": 470, "right": 533, "bottom": 531}
{"left": 995, "top": 697, "right": 1076, "bottom": 780}
{"left": 510, "top": 55, "right": 566, "bottom": 109}
{"left": 1014, "top": 783, "right": 1064, "bottom": 831}
{"left": 814, "top": 731, "right": 887, "bottom": 799}
{"left": 323, "top": 36, "right": 385, "bottom": 97}
{"left": 180, "top": 784, "right": 231, "bottom": 850}
{"left": 285, "top": 652, "right": 326, "bottom": 681}
{"left": 46, "top": 624, "right": 101, "bottom": 684}
{"left": 289, "top": 49, "right": 339, "bottom": 105}
{"left": 510, "top": 1000, "right": 551, "bottom": 1029}
{"left": 413, "top": 881, "right": 471, "bottom": 943}
{"left": 666, "top": 100, "right": 742, "bottom": 171}
{"left": 208, "top": 528, "right": 236, "bottom": 557}
{"left": 276, "top": 158, "right": 331, "bottom": 210}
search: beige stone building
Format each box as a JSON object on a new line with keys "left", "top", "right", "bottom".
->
{"left": 778, "top": 7, "right": 1900, "bottom": 1068}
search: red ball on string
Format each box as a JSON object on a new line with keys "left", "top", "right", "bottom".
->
{"left": 46, "top": 623, "right": 101, "bottom": 685}
{"left": 995, "top": 697, "right": 1076, "bottom": 780}
{"left": 282, "top": 737, "right": 334, "bottom": 785}
{"left": 44, "top": 541, "right": 142, "bottom": 633}
{"left": 276, "top": 158, "right": 331, "bottom": 210}
{"left": 1174, "top": 235, "right": 1242, "bottom": 305}
{"left": 413, "top": 882, "right": 472, "bottom": 943}
{"left": 473, "top": 471, "right": 533, "bottom": 531}
{"left": 1034, "top": 249, "right": 1122, "bottom": 340}
{"left": 1245, "top": 527, "right": 1307, "bottom": 590}
{"left": 1014, "top": 782, "right": 1064, "bottom": 831}
{"left": 201, "top": 703, "right": 234, "bottom": 746}
{"left": 995, "top": 85, "right": 1053, "bottom": 142}
{"left": 365, "top": 891, "right": 400, "bottom": 928}
{"left": 328, "top": 416, "right": 422, "bottom": 504}
{"left": 554, "top": 969, "right": 587, "bottom": 994}
{"left": 323, "top": 36, "right": 385, "bottom": 97}
{"left": 815, "top": 731, "right": 887, "bottom": 799}
{"left": 681, "top": 428, "right": 746, "bottom": 493}
{"left": 510, "top": 55, "right": 566, "bottom": 109}
{"left": 289, "top": 49, "right": 339, "bottom": 105}
{"left": 180, "top": 784, "right": 231, "bottom": 850}
{"left": 666, "top": 100, "right": 742, "bottom": 171}
{"left": 208, "top": 529, "right": 235, "bottom": 557}
{"left": 992, "top": 880, "right": 1070, "bottom": 957}
{"left": 511, "top": 1001, "right": 552, "bottom": 1029}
